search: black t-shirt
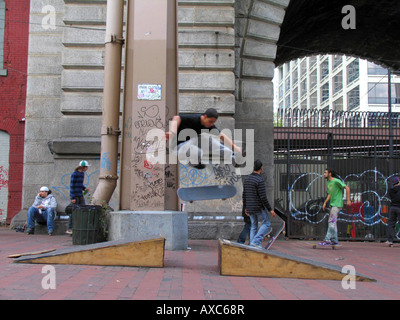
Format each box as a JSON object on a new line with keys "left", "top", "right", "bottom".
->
{"left": 177, "top": 114, "right": 220, "bottom": 145}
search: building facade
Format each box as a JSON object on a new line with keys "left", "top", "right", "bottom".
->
{"left": 0, "top": 0, "right": 30, "bottom": 223}
{"left": 274, "top": 55, "right": 400, "bottom": 118}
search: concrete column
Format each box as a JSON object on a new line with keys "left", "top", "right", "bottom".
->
{"left": 120, "top": 0, "right": 178, "bottom": 211}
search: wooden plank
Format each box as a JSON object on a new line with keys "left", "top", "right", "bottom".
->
{"left": 218, "top": 239, "right": 375, "bottom": 281}
{"left": 14, "top": 238, "right": 165, "bottom": 268}
{"left": 8, "top": 248, "right": 57, "bottom": 258}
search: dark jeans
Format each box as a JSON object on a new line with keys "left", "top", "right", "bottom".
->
{"left": 387, "top": 206, "right": 400, "bottom": 242}
{"left": 237, "top": 217, "right": 251, "bottom": 244}
{"left": 68, "top": 196, "right": 86, "bottom": 229}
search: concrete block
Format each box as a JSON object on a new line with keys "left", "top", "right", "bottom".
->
{"left": 179, "top": 71, "right": 235, "bottom": 92}
{"left": 241, "top": 59, "right": 275, "bottom": 79}
{"left": 250, "top": 1, "right": 286, "bottom": 25}
{"left": 179, "top": 92, "right": 235, "bottom": 114}
{"left": 246, "top": 19, "right": 281, "bottom": 42}
{"left": 179, "top": 48, "right": 234, "bottom": 70}
{"left": 179, "top": 27, "right": 234, "bottom": 48}
{"left": 242, "top": 38, "right": 277, "bottom": 60}
{"left": 178, "top": 7, "right": 234, "bottom": 26}
{"left": 26, "top": 76, "right": 62, "bottom": 97}
{"left": 108, "top": 211, "right": 188, "bottom": 251}
{"left": 62, "top": 48, "right": 105, "bottom": 68}
{"left": 62, "top": 26, "right": 105, "bottom": 46}
{"left": 239, "top": 79, "right": 273, "bottom": 100}
{"left": 64, "top": 5, "right": 107, "bottom": 24}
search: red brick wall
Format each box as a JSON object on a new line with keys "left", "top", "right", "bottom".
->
{"left": 0, "top": 0, "right": 30, "bottom": 223}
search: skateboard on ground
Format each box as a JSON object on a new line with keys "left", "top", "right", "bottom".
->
{"left": 388, "top": 243, "right": 399, "bottom": 248}
{"left": 177, "top": 185, "right": 237, "bottom": 203}
{"left": 311, "top": 242, "right": 342, "bottom": 250}
{"left": 264, "top": 220, "right": 285, "bottom": 250}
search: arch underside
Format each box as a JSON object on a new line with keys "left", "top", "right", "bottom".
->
{"left": 275, "top": 0, "right": 400, "bottom": 70}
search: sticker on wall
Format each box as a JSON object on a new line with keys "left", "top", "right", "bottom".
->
{"left": 137, "top": 84, "right": 162, "bottom": 100}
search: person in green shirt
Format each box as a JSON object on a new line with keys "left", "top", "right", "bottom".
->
{"left": 321, "top": 168, "right": 351, "bottom": 246}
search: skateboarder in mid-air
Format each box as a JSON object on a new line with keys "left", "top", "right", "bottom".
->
{"left": 166, "top": 108, "right": 243, "bottom": 169}
{"left": 320, "top": 168, "right": 351, "bottom": 247}
{"left": 243, "top": 160, "right": 276, "bottom": 249}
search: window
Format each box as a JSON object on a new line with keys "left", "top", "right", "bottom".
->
{"left": 0, "top": 0, "right": 6, "bottom": 76}
{"left": 310, "top": 92, "right": 317, "bottom": 109}
{"left": 348, "top": 86, "right": 360, "bottom": 110}
{"left": 333, "top": 97, "right": 343, "bottom": 112}
{"left": 285, "top": 77, "right": 290, "bottom": 91}
{"left": 368, "top": 83, "right": 400, "bottom": 104}
{"left": 292, "top": 86, "right": 298, "bottom": 104}
{"left": 292, "top": 68, "right": 298, "bottom": 85}
{"left": 367, "top": 62, "right": 388, "bottom": 76}
{"left": 309, "top": 69, "right": 317, "bottom": 90}
{"left": 309, "top": 56, "right": 317, "bottom": 68}
{"left": 300, "top": 59, "right": 307, "bottom": 77}
{"left": 347, "top": 60, "right": 359, "bottom": 84}
{"left": 333, "top": 72, "right": 343, "bottom": 95}
{"left": 285, "top": 95, "right": 291, "bottom": 109}
{"left": 332, "top": 55, "right": 343, "bottom": 70}
{"left": 300, "top": 78, "right": 307, "bottom": 97}
{"left": 321, "top": 83, "right": 329, "bottom": 103}
{"left": 320, "top": 59, "right": 329, "bottom": 80}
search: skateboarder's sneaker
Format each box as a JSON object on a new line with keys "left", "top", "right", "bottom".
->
{"left": 26, "top": 228, "right": 34, "bottom": 235}
{"left": 331, "top": 242, "right": 340, "bottom": 246}
{"left": 250, "top": 243, "right": 263, "bottom": 249}
{"left": 318, "top": 240, "right": 332, "bottom": 246}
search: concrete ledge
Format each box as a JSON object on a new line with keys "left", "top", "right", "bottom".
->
{"left": 108, "top": 211, "right": 188, "bottom": 251}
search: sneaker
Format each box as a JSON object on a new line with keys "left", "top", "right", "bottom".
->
{"left": 250, "top": 243, "right": 263, "bottom": 249}
{"left": 26, "top": 228, "right": 35, "bottom": 235}
{"left": 48, "top": 230, "right": 53, "bottom": 236}
{"left": 318, "top": 240, "right": 332, "bottom": 246}
{"left": 65, "top": 229, "right": 72, "bottom": 235}
{"left": 331, "top": 242, "right": 340, "bottom": 246}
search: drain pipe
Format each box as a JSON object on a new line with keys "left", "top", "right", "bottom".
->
{"left": 91, "top": 0, "right": 124, "bottom": 206}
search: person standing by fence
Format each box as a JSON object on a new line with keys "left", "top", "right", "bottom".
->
{"left": 321, "top": 168, "right": 351, "bottom": 246}
{"left": 387, "top": 176, "right": 400, "bottom": 245}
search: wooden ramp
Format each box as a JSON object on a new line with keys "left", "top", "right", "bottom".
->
{"left": 218, "top": 239, "right": 375, "bottom": 281}
{"left": 13, "top": 238, "right": 165, "bottom": 268}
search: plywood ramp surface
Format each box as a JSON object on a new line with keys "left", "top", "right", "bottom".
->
{"left": 218, "top": 239, "right": 375, "bottom": 281}
{"left": 14, "top": 238, "right": 165, "bottom": 268}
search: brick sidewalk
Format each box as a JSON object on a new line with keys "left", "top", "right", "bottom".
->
{"left": 1, "top": 227, "right": 400, "bottom": 300}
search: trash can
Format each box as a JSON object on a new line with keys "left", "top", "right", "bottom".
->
{"left": 72, "top": 205, "right": 101, "bottom": 245}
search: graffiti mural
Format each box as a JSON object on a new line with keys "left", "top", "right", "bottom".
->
{"left": 288, "top": 169, "right": 399, "bottom": 239}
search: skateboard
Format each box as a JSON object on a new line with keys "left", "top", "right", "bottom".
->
{"left": 177, "top": 185, "right": 237, "bottom": 203}
{"left": 388, "top": 243, "right": 399, "bottom": 248}
{"left": 264, "top": 220, "right": 285, "bottom": 250}
{"left": 311, "top": 243, "right": 342, "bottom": 250}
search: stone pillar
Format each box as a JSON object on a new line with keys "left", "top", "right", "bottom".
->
{"left": 120, "top": 0, "right": 178, "bottom": 211}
